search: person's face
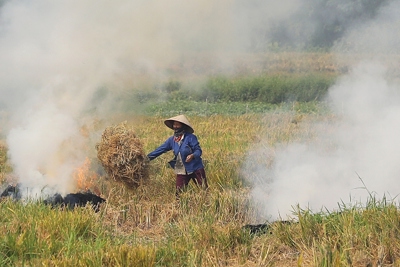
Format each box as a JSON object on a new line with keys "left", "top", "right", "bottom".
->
{"left": 173, "top": 121, "right": 183, "bottom": 130}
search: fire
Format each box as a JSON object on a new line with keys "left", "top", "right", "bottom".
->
{"left": 73, "top": 157, "right": 100, "bottom": 195}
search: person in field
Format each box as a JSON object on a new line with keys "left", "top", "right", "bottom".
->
{"left": 147, "top": 114, "right": 208, "bottom": 195}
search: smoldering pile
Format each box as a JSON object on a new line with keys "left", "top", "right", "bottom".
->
{"left": 95, "top": 122, "right": 148, "bottom": 188}
{"left": 0, "top": 184, "right": 105, "bottom": 212}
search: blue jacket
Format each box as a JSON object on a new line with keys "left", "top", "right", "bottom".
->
{"left": 147, "top": 133, "right": 204, "bottom": 173}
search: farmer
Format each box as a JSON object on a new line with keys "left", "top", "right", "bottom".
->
{"left": 147, "top": 114, "right": 208, "bottom": 195}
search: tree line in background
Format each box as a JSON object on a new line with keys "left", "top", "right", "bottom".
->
{"left": 256, "top": 0, "right": 392, "bottom": 51}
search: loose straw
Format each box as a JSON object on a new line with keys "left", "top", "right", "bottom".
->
{"left": 96, "top": 122, "right": 148, "bottom": 188}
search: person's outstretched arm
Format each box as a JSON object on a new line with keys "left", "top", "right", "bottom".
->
{"left": 147, "top": 137, "right": 173, "bottom": 160}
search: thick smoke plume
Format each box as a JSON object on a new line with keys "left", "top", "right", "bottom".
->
{"left": 0, "top": 0, "right": 395, "bottom": 201}
{"left": 0, "top": 0, "right": 301, "bottom": 198}
{"left": 245, "top": 1, "right": 400, "bottom": 221}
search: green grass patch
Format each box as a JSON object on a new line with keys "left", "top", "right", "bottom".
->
{"left": 197, "top": 73, "right": 336, "bottom": 103}
{"left": 143, "top": 100, "right": 330, "bottom": 117}
{"left": 115, "top": 72, "right": 337, "bottom": 115}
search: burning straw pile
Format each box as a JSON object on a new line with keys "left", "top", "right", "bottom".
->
{"left": 96, "top": 122, "right": 148, "bottom": 188}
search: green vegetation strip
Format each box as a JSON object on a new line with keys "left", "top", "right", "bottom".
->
{"left": 143, "top": 100, "right": 329, "bottom": 117}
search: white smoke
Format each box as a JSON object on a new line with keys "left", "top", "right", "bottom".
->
{"left": 6, "top": 98, "right": 85, "bottom": 197}
{"left": 0, "top": 0, "right": 301, "bottom": 197}
{"left": 0, "top": 0, "right": 394, "bottom": 201}
{"left": 245, "top": 1, "right": 400, "bottom": 221}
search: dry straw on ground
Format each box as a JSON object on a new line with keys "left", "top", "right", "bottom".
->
{"left": 96, "top": 122, "right": 148, "bottom": 188}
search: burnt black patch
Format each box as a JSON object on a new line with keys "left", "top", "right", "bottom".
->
{"left": 0, "top": 184, "right": 21, "bottom": 200}
{"left": 44, "top": 192, "right": 106, "bottom": 212}
{"left": 43, "top": 193, "right": 64, "bottom": 206}
{"left": 1, "top": 184, "right": 105, "bottom": 212}
{"left": 62, "top": 192, "right": 106, "bottom": 212}
{"left": 242, "top": 223, "right": 271, "bottom": 235}
{"left": 242, "top": 220, "right": 297, "bottom": 235}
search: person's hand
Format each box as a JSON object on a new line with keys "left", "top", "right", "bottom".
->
{"left": 143, "top": 156, "right": 151, "bottom": 167}
{"left": 185, "top": 154, "right": 194, "bottom": 162}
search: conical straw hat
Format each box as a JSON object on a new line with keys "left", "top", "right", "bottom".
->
{"left": 164, "top": 114, "right": 194, "bottom": 133}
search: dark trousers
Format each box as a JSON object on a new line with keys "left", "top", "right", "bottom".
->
{"left": 176, "top": 168, "right": 208, "bottom": 193}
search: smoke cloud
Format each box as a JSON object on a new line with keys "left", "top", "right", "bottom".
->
{"left": 0, "top": 0, "right": 303, "bottom": 197}
{"left": 0, "top": 0, "right": 396, "bottom": 202}
{"left": 245, "top": 1, "right": 400, "bottom": 221}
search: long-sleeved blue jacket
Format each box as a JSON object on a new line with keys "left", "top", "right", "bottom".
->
{"left": 147, "top": 133, "right": 204, "bottom": 173}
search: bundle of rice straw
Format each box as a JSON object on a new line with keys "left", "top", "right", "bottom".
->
{"left": 96, "top": 122, "right": 148, "bottom": 188}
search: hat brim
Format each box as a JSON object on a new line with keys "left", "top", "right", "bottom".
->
{"left": 164, "top": 117, "right": 194, "bottom": 133}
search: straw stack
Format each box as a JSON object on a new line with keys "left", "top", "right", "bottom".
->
{"left": 96, "top": 122, "right": 148, "bottom": 188}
